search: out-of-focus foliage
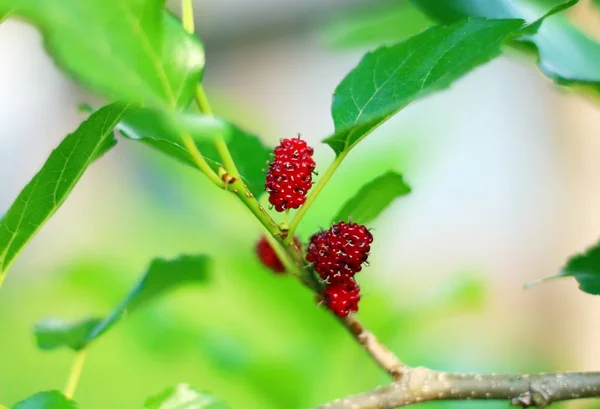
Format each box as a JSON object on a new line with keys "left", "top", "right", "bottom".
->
{"left": 34, "top": 255, "right": 210, "bottom": 351}
{"left": 144, "top": 384, "right": 228, "bottom": 409}
{"left": 0, "top": 146, "right": 498, "bottom": 409}
{"left": 119, "top": 110, "right": 272, "bottom": 197}
{"left": 325, "top": 18, "right": 523, "bottom": 155}
{"left": 0, "top": 0, "right": 589, "bottom": 408}
{"left": 0, "top": 0, "right": 204, "bottom": 108}
{"left": 321, "top": 2, "right": 432, "bottom": 48}
{"left": 0, "top": 103, "right": 133, "bottom": 285}
{"left": 412, "top": 0, "right": 600, "bottom": 91}
{"left": 11, "top": 391, "right": 75, "bottom": 409}
{"left": 333, "top": 171, "right": 410, "bottom": 225}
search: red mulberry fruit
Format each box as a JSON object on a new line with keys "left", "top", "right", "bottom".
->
{"left": 265, "top": 136, "right": 316, "bottom": 212}
{"left": 323, "top": 279, "right": 361, "bottom": 317}
{"left": 256, "top": 235, "right": 300, "bottom": 274}
{"left": 306, "top": 221, "right": 373, "bottom": 281}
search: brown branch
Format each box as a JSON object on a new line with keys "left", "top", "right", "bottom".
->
{"left": 311, "top": 367, "right": 600, "bottom": 409}
{"left": 340, "top": 315, "right": 405, "bottom": 379}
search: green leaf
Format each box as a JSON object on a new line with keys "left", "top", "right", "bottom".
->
{"left": 0, "top": 102, "right": 133, "bottom": 285}
{"left": 412, "top": 0, "right": 600, "bottom": 90}
{"left": 333, "top": 171, "right": 411, "bottom": 225}
{"left": 34, "top": 318, "right": 102, "bottom": 351}
{"left": 118, "top": 108, "right": 232, "bottom": 145}
{"left": 540, "top": 241, "right": 600, "bottom": 295}
{"left": 325, "top": 18, "right": 524, "bottom": 155}
{"left": 1, "top": 0, "right": 204, "bottom": 108}
{"left": 34, "top": 255, "right": 210, "bottom": 351}
{"left": 322, "top": 2, "right": 432, "bottom": 49}
{"left": 118, "top": 112, "right": 272, "bottom": 197}
{"left": 11, "top": 391, "right": 76, "bottom": 409}
{"left": 145, "top": 384, "right": 228, "bottom": 409}
{"left": 412, "top": 0, "right": 575, "bottom": 25}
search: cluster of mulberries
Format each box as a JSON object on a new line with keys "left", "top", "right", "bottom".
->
{"left": 265, "top": 137, "right": 315, "bottom": 212}
{"left": 307, "top": 221, "right": 373, "bottom": 317}
{"left": 257, "top": 137, "right": 374, "bottom": 317}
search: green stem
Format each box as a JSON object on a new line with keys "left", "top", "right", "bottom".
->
{"left": 195, "top": 85, "right": 214, "bottom": 116}
{"left": 193, "top": 86, "right": 280, "bottom": 235}
{"left": 234, "top": 179, "right": 281, "bottom": 234}
{"left": 63, "top": 349, "right": 87, "bottom": 399}
{"left": 181, "top": 0, "right": 280, "bottom": 236}
{"left": 264, "top": 229, "right": 321, "bottom": 291}
{"left": 176, "top": 0, "right": 225, "bottom": 188}
{"left": 284, "top": 151, "right": 348, "bottom": 244}
{"left": 264, "top": 232, "right": 297, "bottom": 273}
{"left": 181, "top": 130, "right": 225, "bottom": 188}
{"left": 181, "top": 0, "right": 195, "bottom": 33}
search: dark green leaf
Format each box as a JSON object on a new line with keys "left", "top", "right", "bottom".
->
{"left": 34, "top": 255, "right": 210, "bottom": 351}
{"left": 0, "top": 1, "right": 204, "bottom": 107}
{"left": 145, "top": 384, "right": 228, "bottom": 409}
{"left": 333, "top": 171, "right": 411, "bottom": 225}
{"left": 541, "top": 241, "right": 600, "bottom": 295}
{"left": 118, "top": 112, "right": 271, "bottom": 197}
{"left": 412, "top": 0, "right": 600, "bottom": 90}
{"left": 0, "top": 102, "right": 133, "bottom": 285}
{"left": 12, "top": 391, "right": 76, "bottom": 409}
{"left": 326, "top": 18, "right": 524, "bottom": 155}
{"left": 322, "top": 2, "right": 432, "bottom": 48}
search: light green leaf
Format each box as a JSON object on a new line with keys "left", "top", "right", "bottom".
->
{"left": 118, "top": 108, "right": 232, "bottom": 145}
{"left": 118, "top": 112, "right": 271, "bottom": 197}
{"left": 145, "top": 384, "right": 228, "bottom": 409}
{"left": 0, "top": 102, "right": 133, "bottom": 285}
{"left": 333, "top": 171, "right": 411, "bottom": 224}
{"left": 34, "top": 255, "right": 210, "bottom": 351}
{"left": 325, "top": 18, "right": 524, "bottom": 155}
{"left": 412, "top": 0, "right": 575, "bottom": 25}
{"left": 11, "top": 391, "right": 76, "bottom": 409}
{"left": 535, "top": 241, "right": 600, "bottom": 295}
{"left": 412, "top": 0, "right": 600, "bottom": 90}
{"left": 322, "top": 2, "right": 432, "bottom": 49}
{"left": 0, "top": 0, "right": 204, "bottom": 107}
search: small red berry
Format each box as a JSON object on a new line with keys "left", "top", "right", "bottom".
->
{"left": 323, "top": 279, "right": 360, "bottom": 317}
{"left": 255, "top": 235, "right": 300, "bottom": 274}
{"left": 265, "top": 136, "right": 316, "bottom": 212}
{"left": 306, "top": 221, "right": 373, "bottom": 281}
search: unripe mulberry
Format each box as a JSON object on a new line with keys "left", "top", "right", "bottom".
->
{"left": 265, "top": 136, "right": 315, "bottom": 212}
{"left": 256, "top": 235, "right": 300, "bottom": 274}
{"left": 323, "top": 279, "right": 360, "bottom": 317}
{"left": 306, "top": 221, "right": 373, "bottom": 281}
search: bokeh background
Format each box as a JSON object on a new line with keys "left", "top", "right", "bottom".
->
{"left": 1, "top": 0, "right": 600, "bottom": 408}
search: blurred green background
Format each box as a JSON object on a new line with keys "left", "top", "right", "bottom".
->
{"left": 2, "top": 0, "right": 600, "bottom": 408}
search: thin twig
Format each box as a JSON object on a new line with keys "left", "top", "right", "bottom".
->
{"left": 340, "top": 315, "right": 406, "bottom": 379}
{"left": 311, "top": 367, "right": 600, "bottom": 409}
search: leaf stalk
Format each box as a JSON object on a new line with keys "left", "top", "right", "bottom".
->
{"left": 63, "top": 349, "right": 87, "bottom": 399}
